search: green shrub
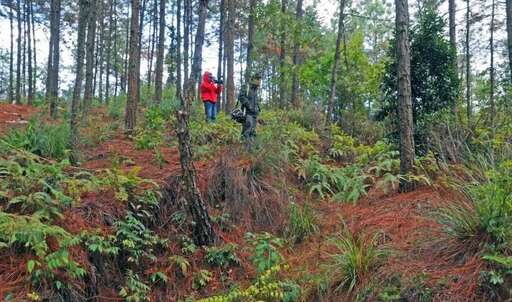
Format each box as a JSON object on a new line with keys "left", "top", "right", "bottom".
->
{"left": 3, "top": 119, "right": 70, "bottom": 159}
{"left": 286, "top": 202, "right": 319, "bottom": 243}
{"left": 245, "top": 232, "right": 284, "bottom": 274}
{"left": 327, "top": 227, "right": 387, "bottom": 293}
{"left": 204, "top": 243, "right": 240, "bottom": 268}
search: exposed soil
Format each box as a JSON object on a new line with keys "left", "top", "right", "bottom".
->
{"left": 0, "top": 103, "right": 39, "bottom": 134}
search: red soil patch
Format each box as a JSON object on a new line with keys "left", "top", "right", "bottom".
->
{"left": 0, "top": 103, "right": 38, "bottom": 134}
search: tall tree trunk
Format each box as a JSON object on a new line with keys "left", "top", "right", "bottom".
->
{"left": 176, "top": 0, "right": 182, "bottom": 99}
{"left": 507, "top": 0, "right": 512, "bottom": 84}
{"left": 183, "top": 0, "right": 190, "bottom": 82}
{"left": 489, "top": 0, "right": 495, "bottom": 129}
{"left": 9, "top": 5, "right": 14, "bottom": 103}
{"left": 94, "top": 0, "right": 104, "bottom": 100}
{"left": 31, "top": 0, "right": 36, "bottom": 95}
{"left": 70, "top": 0, "right": 90, "bottom": 164}
{"left": 225, "top": 0, "right": 235, "bottom": 112}
{"left": 154, "top": 0, "right": 166, "bottom": 104}
{"left": 279, "top": 0, "right": 287, "bottom": 107}
{"left": 48, "top": 0, "right": 61, "bottom": 118}
{"left": 26, "top": 0, "right": 33, "bottom": 105}
{"left": 22, "top": 4, "right": 27, "bottom": 100}
{"left": 16, "top": 0, "right": 21, "bottom": 104}
{"left": 83, "top": 0, "right": 98, "bottom": 119}
{"left": 113, "top": 0, "right": 119, "bottom": 99}
{"left": 244, "top": 0, "right": 256, "bottom": 84}
{"left": 395, "top": 0, "right": 416, "bottom": 193}
{"left": 147, "top": 0, "right": 158, "bottom": 90}
{"left": 137, "top": 0, "right": 147, "bottom": 101}
{"left": 105, "top": 0, "right": 114, "bottom": 103}
{"left": 125, "top": 0, "right": 141, "bottom": 133}
{"left": 290, "top": 0, "right": 303, "bottom": 107}
{"left": 216, "top": 0, "right": 224, "bottom": 108}
{"left": 123, "top": 2, "right": 130, "bottom": 94}
{"left": 465, "top": 0, "right": 471, "bottom": 125}
{"left": 448, "top": 0, "right": 457, "bottom": 113}
{"left": 177, "top": 0, "right": 216, "bottom": 245}
{"left": 326, "top": 0, "right": 347, "bottom": 126}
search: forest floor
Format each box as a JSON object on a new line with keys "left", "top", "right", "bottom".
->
{"left": 0, "top": 104, "right": 486, "bottom": 301}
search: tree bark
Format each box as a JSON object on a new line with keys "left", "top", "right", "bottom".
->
{"left": 113, "top": 0, "right": 119, "bottom": 99}
{"left": 245, "top": 0, "right": 256, "bottom": 84}
{"left": 177, "top": 80, "right": 216, "bottom": 246}
{"left": 225, "top": 0, "right": 235, "bottom": 112}
{"left": 448, "top": 0, "right": 457, "bottom": 113}
{"left": 154, "top": 0, "right": 166, "bottom": 104}
{"left": 147, "top": 0, "right": 158, "bottom": 90}
{"left": 183, "top": 0, "right": 190, "bottom": 83}
{"left": 279, "top": 0, "right": 287, "bottom": 108}
{"left": 489, "top": 0, "right": 495, "bottom": 129}
{"left": 465, "top": 0, "right": 471, "bottom": 125}
{"left": 506, "top": 0, "right": 512, "bottom": 84}
{"left": 125, "top": 0, "right": 141, "bottom": 133}
{"left": 105, "top": 0, "right": 114, "bottom": 103}
{"left": 70, "top": 0, "right": 90, "bottom": 165}
{"left": 290, "top": 0, "right": 303, "bottom": 107}
{"left": 123, "top": 2, "right": 131, "bottom": 94}
{"left": 83, "top": 0, "right": 98, "bottom": 119}
{"left": 326, "top": 0, "right": 347, "bottom": 126}
{"left": 16, "top": 0, "right": 21, "bottom": 104}
{"left": 176, "top": 0, "right": 182, "bottom": 99}
{"left": 395, "top": 0, "right": 416, "bottom": 193}
{"left": 216, "top": 0, "right": 225, "bottom": 108}
{"left": 48, "top": 0, "right": 61, "bottom": 118}
{"left": 30, "top": 0, "right": 36, "bottom": 95}
{"left": 9, "top": 4, "right": 14, "bottom": 103}
{"left": 26, "top": 0, "right": 33, "bottom": 105}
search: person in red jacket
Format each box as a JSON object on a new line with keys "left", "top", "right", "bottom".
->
{"left": 200, "top": 71, "right": 223, "bottom": 122}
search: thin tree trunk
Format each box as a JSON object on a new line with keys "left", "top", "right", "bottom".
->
{"left": 326, "top": 0, "right": 347, "bottom": 126}
{"left": 507, "top": 0, "right": 512, "bottom": 84}
{"left": 183, "top": 0, "right": 190, "bottom": 82}
{"left": 26, "top": 0, "right": 33, "bottom": 104}
{"left": 216, "top": 0, "right": 224, "bottom": 108}
{"left": 154, "top": 0, "right": 166, "bottom": 104}
{"left": 290, "top": 0, "right": 303, "bottom": 107}
{"left": 147, "top": 0, "right": 158, "bottom": 91}
{"left": 22, "top": 4, "right": 27, "bottom": 100}
{"left": 176, "top": 0, "right": 182, "bottom": 99}
{"left": 225, "top": 0, "right": 235, "bottom": 112}
{"left": 279, "top": 0, "right": 287, "bottom": 107}
{"left": 489, "top": 0, "right": 495, "bottom": 129}
{"left": 125, "top": 0, "right": 141, "bottom": 133}
{"left": 113, "top": 0, "right": 119, "bottom": 99}
{"left": 83, "top": 0, "right": 98, "bottom": 119}
{"left": 123, "top": 2, "right": 130, "bottom": 94}
{"left": 245, "top": 0, "right": 256, "bottom": 84}
{"left": 9, "top": 5, "right": 14, "bottom": 103}
{"left": 395, "top": 0, "right": 416, "bottom": 193}
{"left": 93, "top": 2, "right": 103, "bottom": 100}
{"left": 137, "top": 0, "right": 147, "bottom": 101}
{"left": 105, "top": 0, "right": 114, "bottom": 103}
{"left": 48, "top": 0, "right": 61, "bottom": 118}
{"left": 16, "top": 0, "right": 21, "bottom": 104}
{"left": 177, "top": 0, "right": 216, "bottom": 245}
{"left": 465, "top": 0, "right": 471, "bottom": 125}
{"left": 70, "top": 0, "right": 90, "bottom": 164}
{"left": 31, "top": 0, "right": 36, "bottom": 95}
{"left": 448, "top": 0, "right": 457, "bottom": 113}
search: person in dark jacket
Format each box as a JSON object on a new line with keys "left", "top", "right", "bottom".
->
{"left": 200, "top": 71, "right": 223, "bottom": 122}
{"left": 239, "top": 74, "right": 262, "bottom": 143}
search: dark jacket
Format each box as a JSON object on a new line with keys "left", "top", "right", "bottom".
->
{"left": 240, "top": 86, "right": 260, "bottom": 116}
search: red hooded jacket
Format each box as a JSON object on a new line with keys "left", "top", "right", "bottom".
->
{"left": 200, "top": 72, "right": 222, "bottom": 103}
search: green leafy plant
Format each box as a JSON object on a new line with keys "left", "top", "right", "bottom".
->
{"left": 204, "top": 243, "right": 240, "bottom": 268}
{"left": 169, "top": 255, "right": 191, "bottom": 277}
{"left": 193, "top": 269, "right": 213, "bottom": 290}
{"left": 245, "top": 232, "right": 284, "bottom": 274}
{"left": 119, "top": 270, "right": 151, "bottom": 302}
